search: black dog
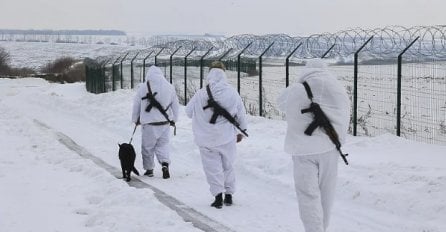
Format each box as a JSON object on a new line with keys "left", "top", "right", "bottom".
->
{"left": 118, "top": 143, "right": 140, "bottom": 181}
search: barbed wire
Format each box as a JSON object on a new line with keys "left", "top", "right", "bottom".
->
{"left": 100, "top": 25, "right": 446, "bottom": 61}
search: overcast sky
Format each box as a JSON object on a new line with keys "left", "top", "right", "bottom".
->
{"left": 0, "top": 0, "right": 444, "bottom": 36}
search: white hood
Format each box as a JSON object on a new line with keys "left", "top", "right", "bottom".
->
{"left": 145, "top": 65, "right": 167, "bottom": 86}
{"left": 207, "top": 68, "right": 232, "bottom": 99}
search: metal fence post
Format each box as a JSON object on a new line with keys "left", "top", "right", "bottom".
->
{"left": 143, "top": 51, "right": 154, "bottom": 82}
{"left": 237, "top": 42, "right": 253, "bottom": 93}
{"left": 353, "top": 36, "right": 373, "bottom": 136}
{"left": 120, "top": 52, "right": 129, "bottom": 89}
{"left": 154, "top": 47, "right": 165, "bottom": 66}
{"left": 397, "top": 37, "right": 419, "bottom": 136}
{"left": 112, "top": 56, "right": 121, "bottom": 91}
{"left": 170, "top": 46, "right": 182, "bottom": 84}
{"left": 321, "top": 43, "right": 336, "bottom": 59}
{"left": 259, "top": 42, "right": 275, "bottom": 117}
{"left": 101, "top": 59, "right": 110, "bottom": 93}
{"left": 85, "top": 65, "right": 90, "bottom": 92}
{"left": 200, "top": 47, "right": 213, "bottom": 88}
{"left": 130, "top": 52, "right": 139, "bottom": 89}
{"left": 285, "top": 43, "right": 303, "bottom": 87}
{"left": 93, "top": 66, "right": 98, "bottom": 93}
{"left": 218, "top": 48, "right": 233, "bottom": 61}
{"left": 184, "top": 47, "right": 196, "bottom": 104}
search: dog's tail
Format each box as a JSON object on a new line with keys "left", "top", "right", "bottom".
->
{"left": 133, "top": 167, "right": 140, "bottom": 176}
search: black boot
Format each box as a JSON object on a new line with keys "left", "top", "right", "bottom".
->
{"left": 144, "top": 169, "right": 153, "bottom": 177}
{"left": 224, "top": 194, "right": 232, "bottom": 206}
{"left": 161, "top": 162, "right": 170, "bottom": 179}
{"left": 211, "top": 193, "right": 223, "bottom": 209}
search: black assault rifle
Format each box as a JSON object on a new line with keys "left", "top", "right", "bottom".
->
{"left": 203, "top": 85, "right": 248, "bottom": 137}
{"left": 301, "top": 82, "right": 349, "bottom": 165}
{"left": 141, "top": 81, "right": 176, "bottom": 135}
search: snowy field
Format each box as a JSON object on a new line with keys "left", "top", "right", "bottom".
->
{"left": 0, "top": 41, "right": 135, "bottom": 70}
{"left": 1, "top": 78, "right": 445, "bottom": 232}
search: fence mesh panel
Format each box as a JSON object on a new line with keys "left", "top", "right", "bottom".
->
{"left": 401, "top": 60, "right": 446, "bottom": 144}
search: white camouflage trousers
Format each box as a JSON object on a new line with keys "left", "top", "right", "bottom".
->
{"left": 141, "top": 124, "right": 170, "bottom": 170}
{"left": 292, "top": 150, "right": 339, "bottom": 232}
{"left": 199, "top": 141, "right": 236, "bottom": 196}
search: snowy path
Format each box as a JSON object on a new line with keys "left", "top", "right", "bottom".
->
{"left": 1, "top": 78, "right": 445, "bottom": 232}
{"left": 33, "top": 118, "right": 235, "bottom": 232}
{"left": 3, "top": 82, "right": 304, "bottom": 231}
{"left": 0, "top": 94, "right": 201, "bottom": 232}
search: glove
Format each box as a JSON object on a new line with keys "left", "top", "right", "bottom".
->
{"left": 236, "top": 134, "right": 243, "bottom": 143}
{"left": 169, "top": 121, "right": 176, "bottom": 127}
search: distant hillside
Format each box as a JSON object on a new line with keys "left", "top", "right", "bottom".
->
{"left": 0, "top": 29, "right": 126, "bottom": 36}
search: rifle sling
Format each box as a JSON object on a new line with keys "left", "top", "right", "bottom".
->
{"left": 302, "top": 81, "right": 314, "bottom": 100}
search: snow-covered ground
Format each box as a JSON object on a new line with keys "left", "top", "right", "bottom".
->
{"left": 0, "top": 41, "right": 135, "bottom": 70}
{"left": 0, "top": 78, "right": 445, "bottom": 232}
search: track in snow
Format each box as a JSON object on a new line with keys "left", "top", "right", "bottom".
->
{"left": 33, "top": 119, "right": 236, "bottom": 232}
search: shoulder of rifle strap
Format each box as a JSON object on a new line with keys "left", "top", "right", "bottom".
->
{"left": 146, "top": 81, "right": 153, "bottom": 95}
{"left": 205, "top": 84, "right": 214, "bottom": 101}
{"left": 302, "top": 81, "right": 313, "bottom": 101}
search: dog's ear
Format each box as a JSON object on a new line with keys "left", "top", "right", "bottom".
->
{"left": 118, "top": 143, "right": 121, "bottom": 148}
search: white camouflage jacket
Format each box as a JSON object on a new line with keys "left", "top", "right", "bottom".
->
{"left": 132, "top": 66, "right": 179, "bottom": 125}
{"left": 277, "top": 59, "right": 350, "bottom": 156}
{"left": 186, "top": 68, "right": 248, "bottom": 147}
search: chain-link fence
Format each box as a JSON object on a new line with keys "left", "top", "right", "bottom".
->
{"left": 86, "top": 26, "right": 446, "bottom": 145}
